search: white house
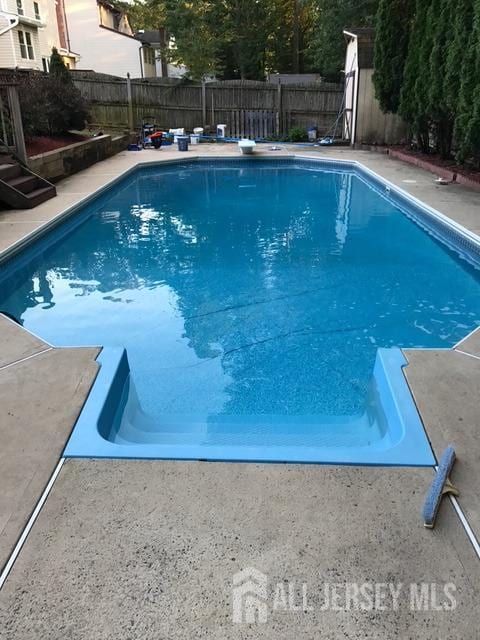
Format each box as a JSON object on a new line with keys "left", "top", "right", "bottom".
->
{"left": 0, "top": 0, "right": 78, "bottom": 71}
{"left": 64, "top": 0, "right": 156, "bottom": 78}
{"left": 343, "top": 28, "right": 406, "bottom": 145}
{"left": 135, "top": 29, "right": 187, "bottom": 79}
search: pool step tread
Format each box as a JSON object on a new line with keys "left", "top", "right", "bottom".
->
{"left": 114, "top": 417, "right": 383, "bottom": 448}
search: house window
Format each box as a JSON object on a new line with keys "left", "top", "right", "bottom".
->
{"left": 42, "top": 56, "right": 49, "bottom": 72}
{"left": 16, "top": 0, "right": 24, "bottom": 16}
{"left": 18, "top": 31, "right": 34, "bottom": 60}
{"left": 33, "top": 1, "right": 40, "bottom": 20}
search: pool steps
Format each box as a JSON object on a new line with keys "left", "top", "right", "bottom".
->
{"left": 64, "top": 346, "right": 435, "bottom": 465}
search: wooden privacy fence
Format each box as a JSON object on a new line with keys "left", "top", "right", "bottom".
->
{"left": 228, "top": 110, "right": 276, "bottom": 138}
{"left": 72, "top": 75, "right": 344, "bottom": 139}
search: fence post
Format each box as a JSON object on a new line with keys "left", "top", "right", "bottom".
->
{"left": 276, "top": 83, "right": 282, "bottom": 136}
{"left": 201, "top": 81, "right": 206, "bottom": 127}
{"left": 6, "top": 85, "right": 27, "bottom": 165}
{"left": 126, "top": 73, "right": 134, "bottom": 131}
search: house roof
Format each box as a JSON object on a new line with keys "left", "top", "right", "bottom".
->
{"left": 97, "top": 0, "right": 126, "bottom": 15}
{"left": 135, "top": 30, "right": 163, "bottom": 46}
{"left": 343, "top": 28, "right": 375, "bottom": 69}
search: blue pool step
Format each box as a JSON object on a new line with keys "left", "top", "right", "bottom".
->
{"left": 113, "top": 411, "right": 385, "bottom": 448}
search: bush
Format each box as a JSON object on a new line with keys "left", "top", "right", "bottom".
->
{"left": 19, "top": 48, "right": 89, "bottom": 137}
{"left": 287, "top": 126, "right": 308, "bottom": 142}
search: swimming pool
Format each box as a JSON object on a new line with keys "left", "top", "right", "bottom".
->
{"left": 1, "top": 157, "right": 479, "bottom": 464}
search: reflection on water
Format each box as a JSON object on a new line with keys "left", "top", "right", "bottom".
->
{"left": 1, "top": 162, "right": 479, "bottom": 442}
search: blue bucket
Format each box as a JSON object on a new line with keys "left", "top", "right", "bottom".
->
{"left": 177, "top": 136, "right": 189, "bottom": 152}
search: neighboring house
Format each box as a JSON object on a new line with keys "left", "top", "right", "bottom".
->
{"left": 343, "top": 28, "right": 406, "bottom": 145}
{"left": 0, "top": 0, "right": 77, "bottom": 71}
{"left": 135, "top": 29, "right": 186, "bottom": 79}
{"left": 64, "top": 0, "right": 157, "bottom": 78}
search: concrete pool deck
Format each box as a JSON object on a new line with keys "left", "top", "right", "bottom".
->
{"left": 1, "top": 460, "right": 479, "bottom": 639}
{"left": 0, "top": 315, "right": 100, "bottom": 572}
{"left": 0, "top": 144, "right": 479, "bottom": 637}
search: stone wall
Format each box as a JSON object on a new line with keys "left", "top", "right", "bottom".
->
{"left": 28, "top": 133, "right": 133, "bottom": 182}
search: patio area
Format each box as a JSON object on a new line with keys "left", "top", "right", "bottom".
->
{"left": 0, "top": 145, "right": 479, "bottom": 638}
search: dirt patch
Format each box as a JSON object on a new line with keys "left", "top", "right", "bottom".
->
{"left": 26, "top": 134, "right": 89, "bottom": 157}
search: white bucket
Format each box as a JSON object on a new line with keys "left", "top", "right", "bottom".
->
{"left": 190, "top": 134, "right": 200, "bottom": 145}
{"left": 217, "top": 124, "right": 227, "bottom": 138}
{"left": 193, "top": 127, "right": 204, "bottom": 136}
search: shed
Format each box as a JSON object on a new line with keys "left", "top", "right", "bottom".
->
{"left": 343, "top": 28, "right": 407, "bottom": 145}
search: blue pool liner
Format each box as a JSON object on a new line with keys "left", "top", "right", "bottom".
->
{"left": 1, "top": 157, "right": 479, "bottom": 273}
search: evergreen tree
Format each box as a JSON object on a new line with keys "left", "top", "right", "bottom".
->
{"left": 49, "top": 47, "right": 71, "bottom": 80}
{"left": 454, "top": 29, "right": 476, "bottom": 161}
{"left": 444, "top": 0, "right": 474, "bottom": 118}
{"left": 21, "top": 47, "right": 90, "bottom": 135}
{"left": 398, "top": 0, "right": 431, "bottom": 151}
{"left": 458, "top": 0, "right": 480, "bottom": 164}
{"left": 411, "top": 0, "right": 437, "bottom": 152}
{"left": 427, "top": 0, "right": 454, "bottom": 157}
{"left": 373, "top": 0, "right": 415, "bottom": 113}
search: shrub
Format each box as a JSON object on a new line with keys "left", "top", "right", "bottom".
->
{"left": 19, "top": 48, "right": 89, "bottom": 137}
{"left": 287, "top": 126, "right": 308, "bottom": 142}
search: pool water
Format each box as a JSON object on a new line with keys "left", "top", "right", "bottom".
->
{"left": 1, "top": 160, "right": 479, "bottom": 461}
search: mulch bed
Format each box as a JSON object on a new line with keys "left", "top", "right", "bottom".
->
{"left": 26, "top": 134, "right": 89, "bottom": 157}
{"left": 388, "top": 147, "right": 480, "bottom": 188}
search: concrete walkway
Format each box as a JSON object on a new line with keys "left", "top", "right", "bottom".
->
{"left": 1, "top": 145, "right": 479, "bottom": 638}
{"left": 0, "top": 460, "right": 479, "bottom": 639}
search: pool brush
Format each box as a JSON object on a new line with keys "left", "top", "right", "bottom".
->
{"left": 422, "top": 446, "right": 458, "bottom": 529}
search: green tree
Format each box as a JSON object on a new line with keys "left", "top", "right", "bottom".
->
{"left": 116, "top": 0, "right": 166, "bottom": 31}
{"left": 163, "top": 1, "right": 220, "bottom": 80}
{"left": 444, "top": 0, "right": 474, "bottom": 118}
{"left": 398, "top": 0, "right": 431, "bottom": 152}
{"left": 219, "top": 0, "right": 271, "bottom": 80}
{"left": 373, "top": 0, "right": 415, "bottom": 113}
{"left": 20, "top": 50, "right": 89, "bottom": 136}
{"left": 426, "top": 0, "right": 455, "bottom": 157}
{"left": 307, "top": 0, "right": 378, "bottom": 80}
{"left": 265, "top": 0, "right": 316, "bottom": 74}
{"left": 454, "top": 0, "right": 480, "bottom": 163}
{"left": 49, "top": 47, "right": 70, "bottom": 80}
{"left": 123, "top": 0, "right": 380, "bottom": 81}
